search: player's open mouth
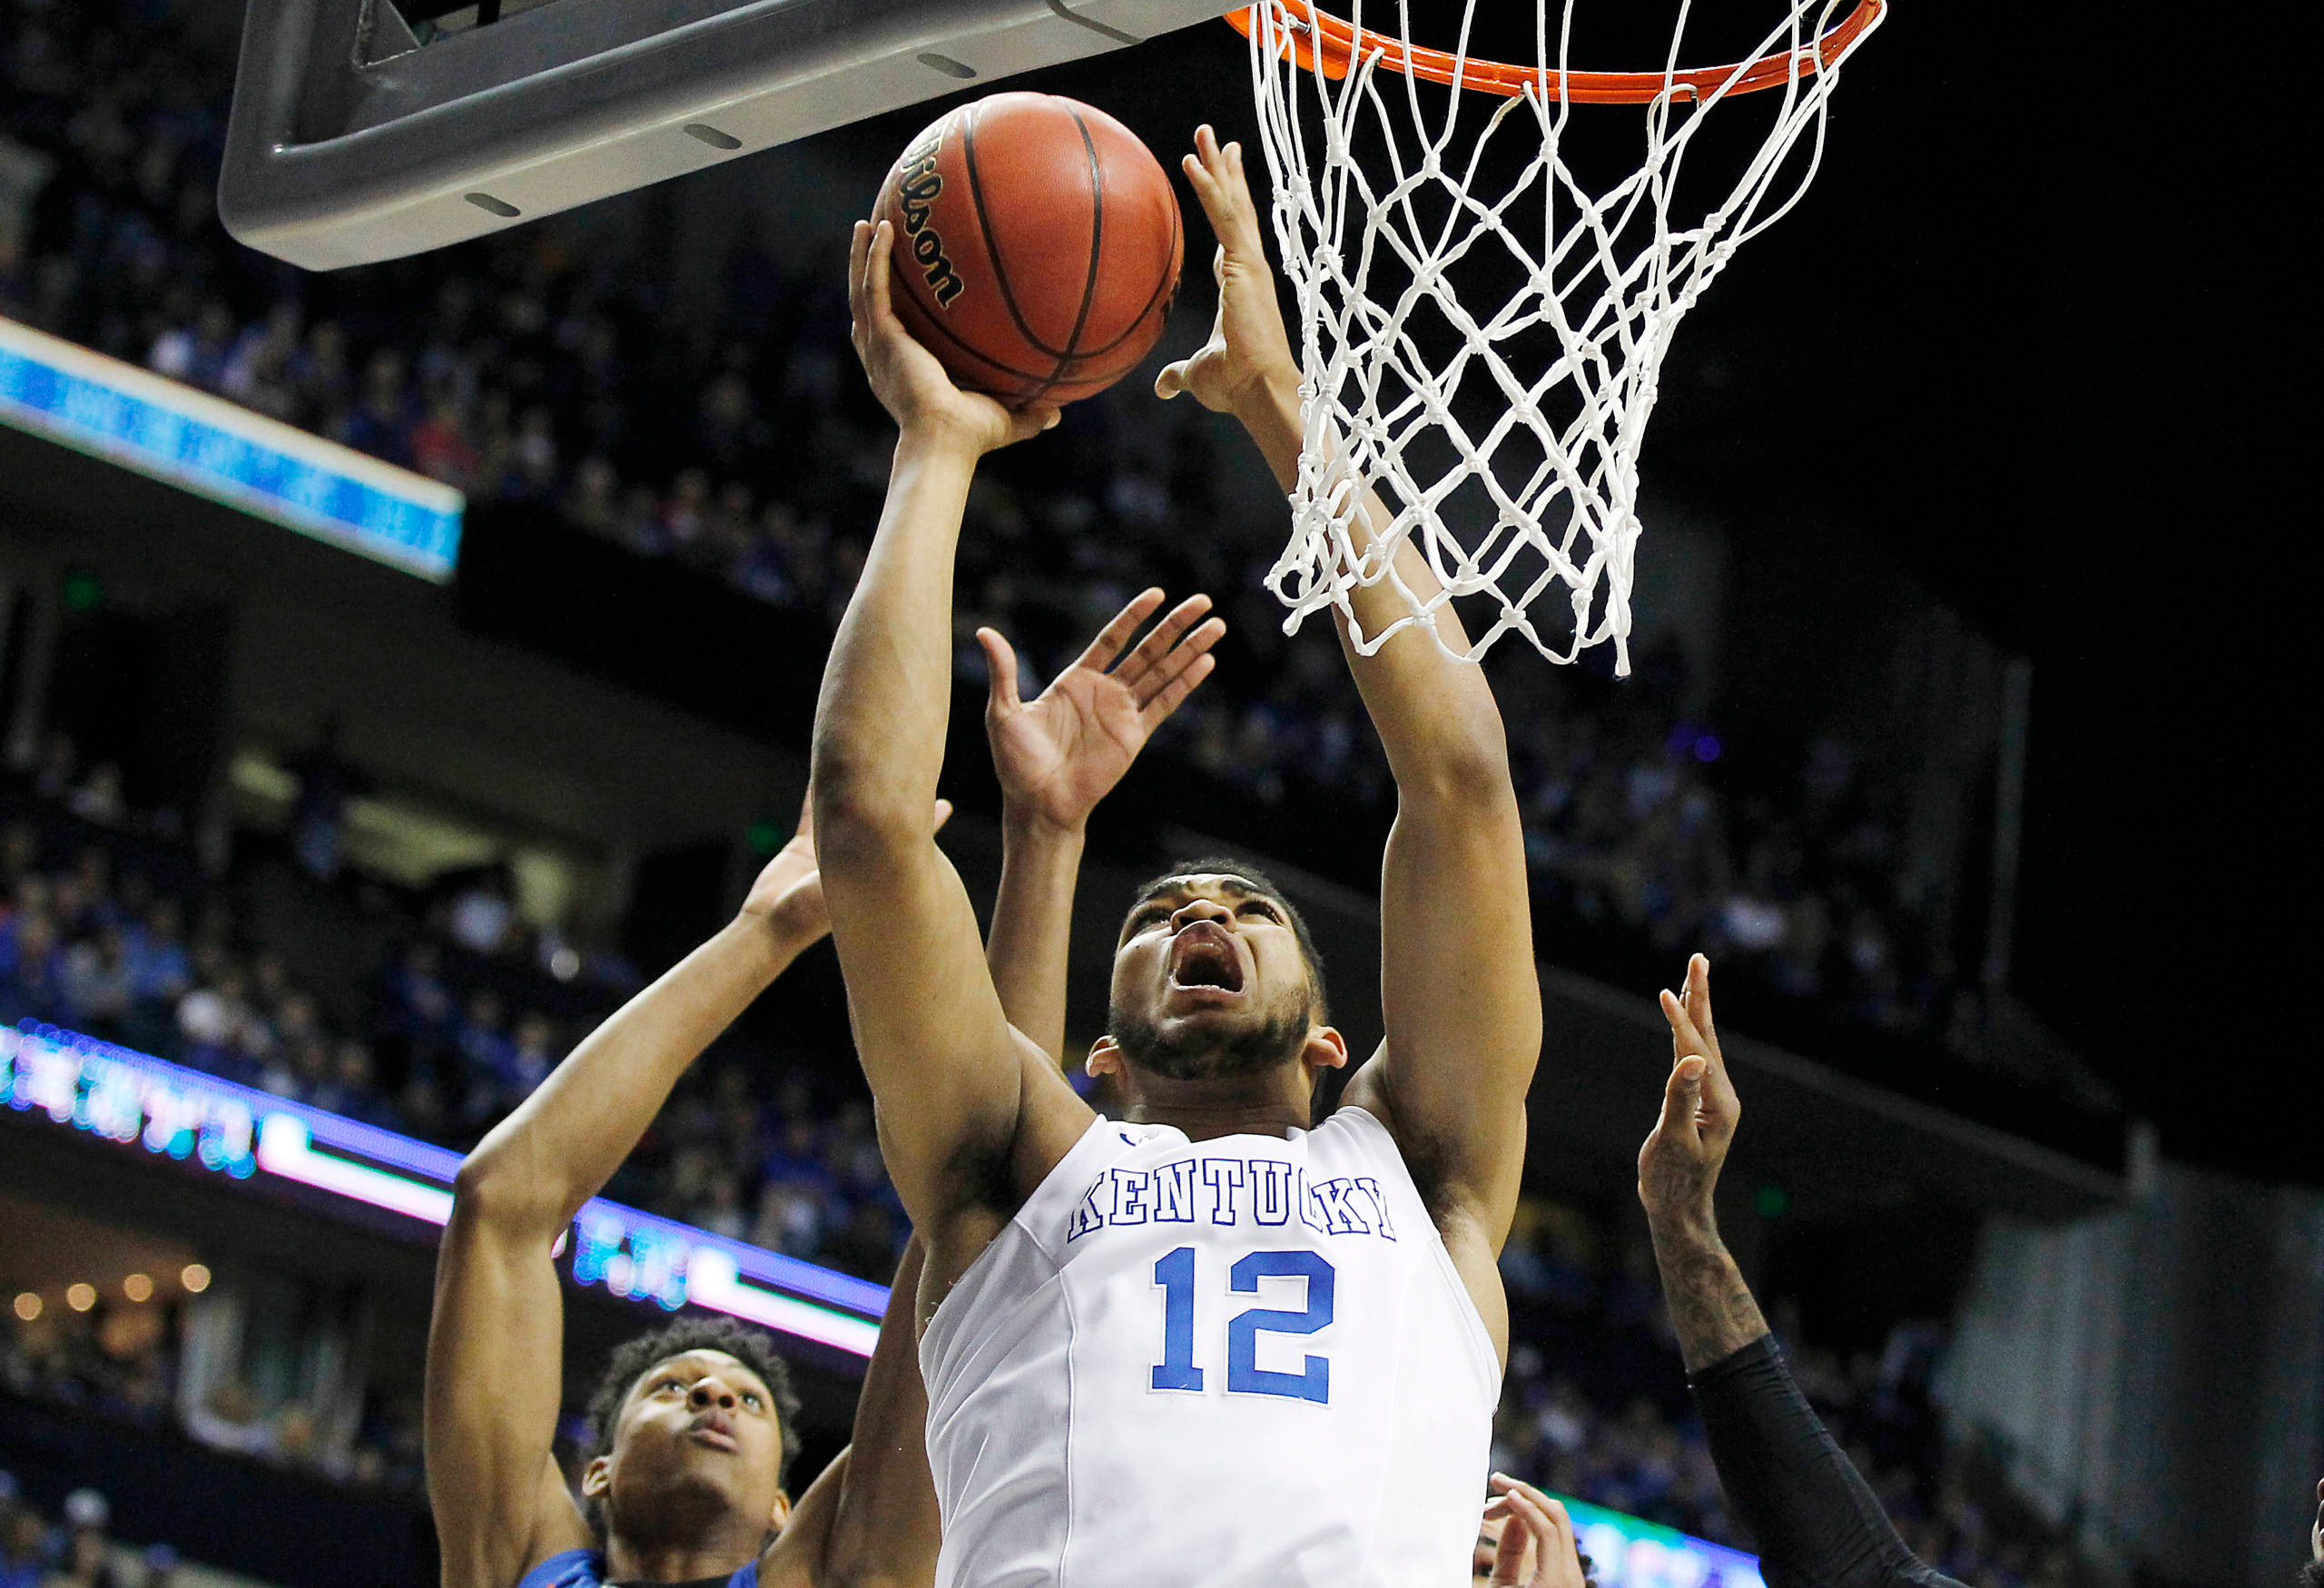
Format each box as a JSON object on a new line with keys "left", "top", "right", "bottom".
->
{"left": 1167, "top": 925, "right": 1245, "bottom": 995}
{"left": 688, "top": 1415, "right": 738, "bottom": 1452}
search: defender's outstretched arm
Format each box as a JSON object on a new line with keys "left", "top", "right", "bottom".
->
{"left": 812, "top": 221, "right": 1096, "bottom": 1255}
{"left": 980, "top": 589, "right": 1225, "bottom": 1063}
{"left": 1160, "top": 129, "right": 1541, "bottom": 1333}
{"left": 425, "top": 807, "right": 850, "bottom": 1588}
{"left": 1641, "top": 958, "right": 1968, "bottom": 1588}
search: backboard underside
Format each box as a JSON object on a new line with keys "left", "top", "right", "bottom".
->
{"left": 219, "top": 0, "right": 1242, "bottom": 271}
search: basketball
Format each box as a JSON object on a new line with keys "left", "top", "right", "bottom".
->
{"left": 874, "top": 92, "right": 1184, "bottom": 409}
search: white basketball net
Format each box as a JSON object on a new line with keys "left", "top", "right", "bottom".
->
{"left": 1246, "top": 0, "right": 1882, "bottom": 674}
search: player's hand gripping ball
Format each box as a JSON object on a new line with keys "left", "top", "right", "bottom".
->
{"left": 875, "top": 92, "right": 1184, "bottom": 409}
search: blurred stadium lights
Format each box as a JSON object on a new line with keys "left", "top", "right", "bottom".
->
{"left": 1, "top": 1019, "right": 886, "bottom": 1357}
{"left": 0, "top": 315, "right": 463, "bottom": 581}
{"left": 1558, "top": 1494, "right": 1764, "bottom": 1588}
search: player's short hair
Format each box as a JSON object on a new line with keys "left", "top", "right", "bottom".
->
{"left": 2297, "top": 1559, "right": 2323, "bottom": 1588}
{"left": 1132, "top": 858, "right": 1328, "bottom": 1021}
{"left": 583, "top": 1316, "right": 803, "bottom": 1489}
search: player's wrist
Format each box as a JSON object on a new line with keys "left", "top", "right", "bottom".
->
{"left": 894, "top": 412, "right": 996, "bottom": 464}
{"left": 1228, "top": 365, "right": 1301, "bottom": 429}
{"left": 1002, "top": 797, "right": 1089, "bottom": 846}
{"left": 727, "top": 907, "right": 822, "bottom": 976}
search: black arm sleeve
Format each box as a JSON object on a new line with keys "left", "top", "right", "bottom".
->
{"left": 1688, "top": 1335, "right": 1969, "bottom": 1588}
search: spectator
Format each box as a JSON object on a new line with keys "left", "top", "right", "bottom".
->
{"left": 45, "top": 1490, "right": 123, "bottom": 1588}
{"left": 445, "top": 869, "right": 515, "bottom": 956}
{"left": 284, "top": 717, "right": 367, "bottom": 882}
{"left": 0, "top": 1505, "right": 44, "bottom": 1588}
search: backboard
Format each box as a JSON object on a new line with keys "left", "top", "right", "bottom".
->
{"left": 218, "top": 0, "right": 1241, "bottom": 271}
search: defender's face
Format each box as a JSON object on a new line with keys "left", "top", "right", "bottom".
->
{"left": 1109, "top": 875, "right": 1314, "bottom": 1048}
{"left": 592, "top": 1349, "right": 787, "bottom": 1534}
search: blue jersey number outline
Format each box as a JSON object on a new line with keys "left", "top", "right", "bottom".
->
{"left": 1148, "top": 1247, "right": 1334, "bottom": 1404}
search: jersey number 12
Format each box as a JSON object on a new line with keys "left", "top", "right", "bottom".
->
{"left": 1150, "top": 1247, "right": 1334, "bottom": 1405}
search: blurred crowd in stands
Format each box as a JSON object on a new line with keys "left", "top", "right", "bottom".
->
{"left": 0, "top": 1475, "right": 184, "bottom": 1588}
{"left": 0, "top": 0, "right": 1992, "bottom": 1068}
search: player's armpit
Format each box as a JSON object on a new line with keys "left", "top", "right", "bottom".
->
{"left": 814, "top": 814, "right": 1092, "bottom": 1238}
{"left": 424, "top": 1195, "right": 591, "bottom": 1588}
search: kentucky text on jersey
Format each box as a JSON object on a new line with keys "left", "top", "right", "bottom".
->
{"left": 1067, "top": 1147, "right": 1400, "bottom": 1243}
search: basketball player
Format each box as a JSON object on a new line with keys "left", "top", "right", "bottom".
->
{"left": 425, "top": 588, "right": 1224, "bottom": 1588}
{"left": 1640, "top": 953, "right": 1968, "bottom": 1588}
{"left": 817, "top": 120, "right": 1540, "bottom": 1586}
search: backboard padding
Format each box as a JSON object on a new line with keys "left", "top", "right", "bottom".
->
{"left": 220, "top": 0, "right": 1241, "bottom": 271}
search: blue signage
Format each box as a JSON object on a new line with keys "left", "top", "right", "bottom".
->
{"left": 0, "top": 316, "right": 461, "bottom": 581}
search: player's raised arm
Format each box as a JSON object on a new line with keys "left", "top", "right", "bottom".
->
{"left": 980, "top": 589, "right": 1225, "bottom": 1063}
{"left": 812, "top": 219, "right": 1092, "bottom": 1256}
{"left": 1640, "top": 955, "right": 1969, "bottom": 1588}
{"left": 1160, "top": 127, "right": 1541, "bottom": 1324}
{"left": 425, "top": 806, "right": 848, "bottom": 1588}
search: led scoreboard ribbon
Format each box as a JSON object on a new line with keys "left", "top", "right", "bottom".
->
{"left": 0, "top": 1021, "right": 882, "bottom": 1358}
{"left": 0, "top": 315, "right": 462, "bottom": 582}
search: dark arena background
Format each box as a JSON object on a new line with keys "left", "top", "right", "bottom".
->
{"left": 0, "top": 2, "right": 2304, "bottom": 1587}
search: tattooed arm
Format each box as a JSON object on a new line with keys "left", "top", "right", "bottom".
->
{"left": 1635, "top": 953, "right": 1768, "bottom": 1370}
{"left": 1639, "top": 956, "right": 1968, "bottom": 1588}
{"left": 1652, "top": 1220, "right": 1769, "bottom": 1373}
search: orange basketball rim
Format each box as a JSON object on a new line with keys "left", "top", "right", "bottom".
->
{"left": 1226, "top": 0, "right": 1886, "bottom": 103}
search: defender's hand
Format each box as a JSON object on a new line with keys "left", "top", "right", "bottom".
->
{"left": 1155, "top": 126, "right": 1299, "bottom": 420}
{"left": 1483, "top": 1476, "right": 1590, "bottom": 1588}
{"left": 850, "top": 219, "right": 1059, "bottom": 454}
{"left": 981, "top": 588, "right": 1225, "bottom": 835}
{"left": 740, "top": 791, "right": 953, "bottom": 951}
{"left": 1637, "top": 953, "right": 1741, "bottom": 1231}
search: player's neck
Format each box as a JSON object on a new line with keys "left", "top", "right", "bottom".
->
{"left": 603, "top": 1516, "right": 761, "bottom": 1585}
{"left": 1120, "top": 1070, "right": 1312, "bottom": 1140}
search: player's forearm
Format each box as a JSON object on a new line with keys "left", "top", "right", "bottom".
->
{"left": 1231, "top": 368, "right": 1306, "bottom": 493}
{"left": 455, "top": 915, "right": 803, "bottom": 1234}
{"left": 987, "top": 810, "right": 1083, "bottom": 1063}
{"left": 1233, "top": 379, "right": 1512, "bottom": 798}
{"left": 1645, "top": 1206, "right": 1771, "bottom": 1374}
{"left": 812, "top": 434, "right": 979, "bottom": 846}
{"left": 1690, "top": 1337, "right": 1965, "bottom": 1588}
{"left": 823, "top": 1236, "right": 939, "bottom": 1588}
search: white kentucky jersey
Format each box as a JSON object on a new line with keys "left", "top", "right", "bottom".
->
{"left": 919, "top": 1105, "right": 1500, "bottom": 1588}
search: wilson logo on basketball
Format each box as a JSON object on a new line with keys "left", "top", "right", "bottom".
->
{"left": 895, "top": 133, "right": 964, "bottom": 307}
